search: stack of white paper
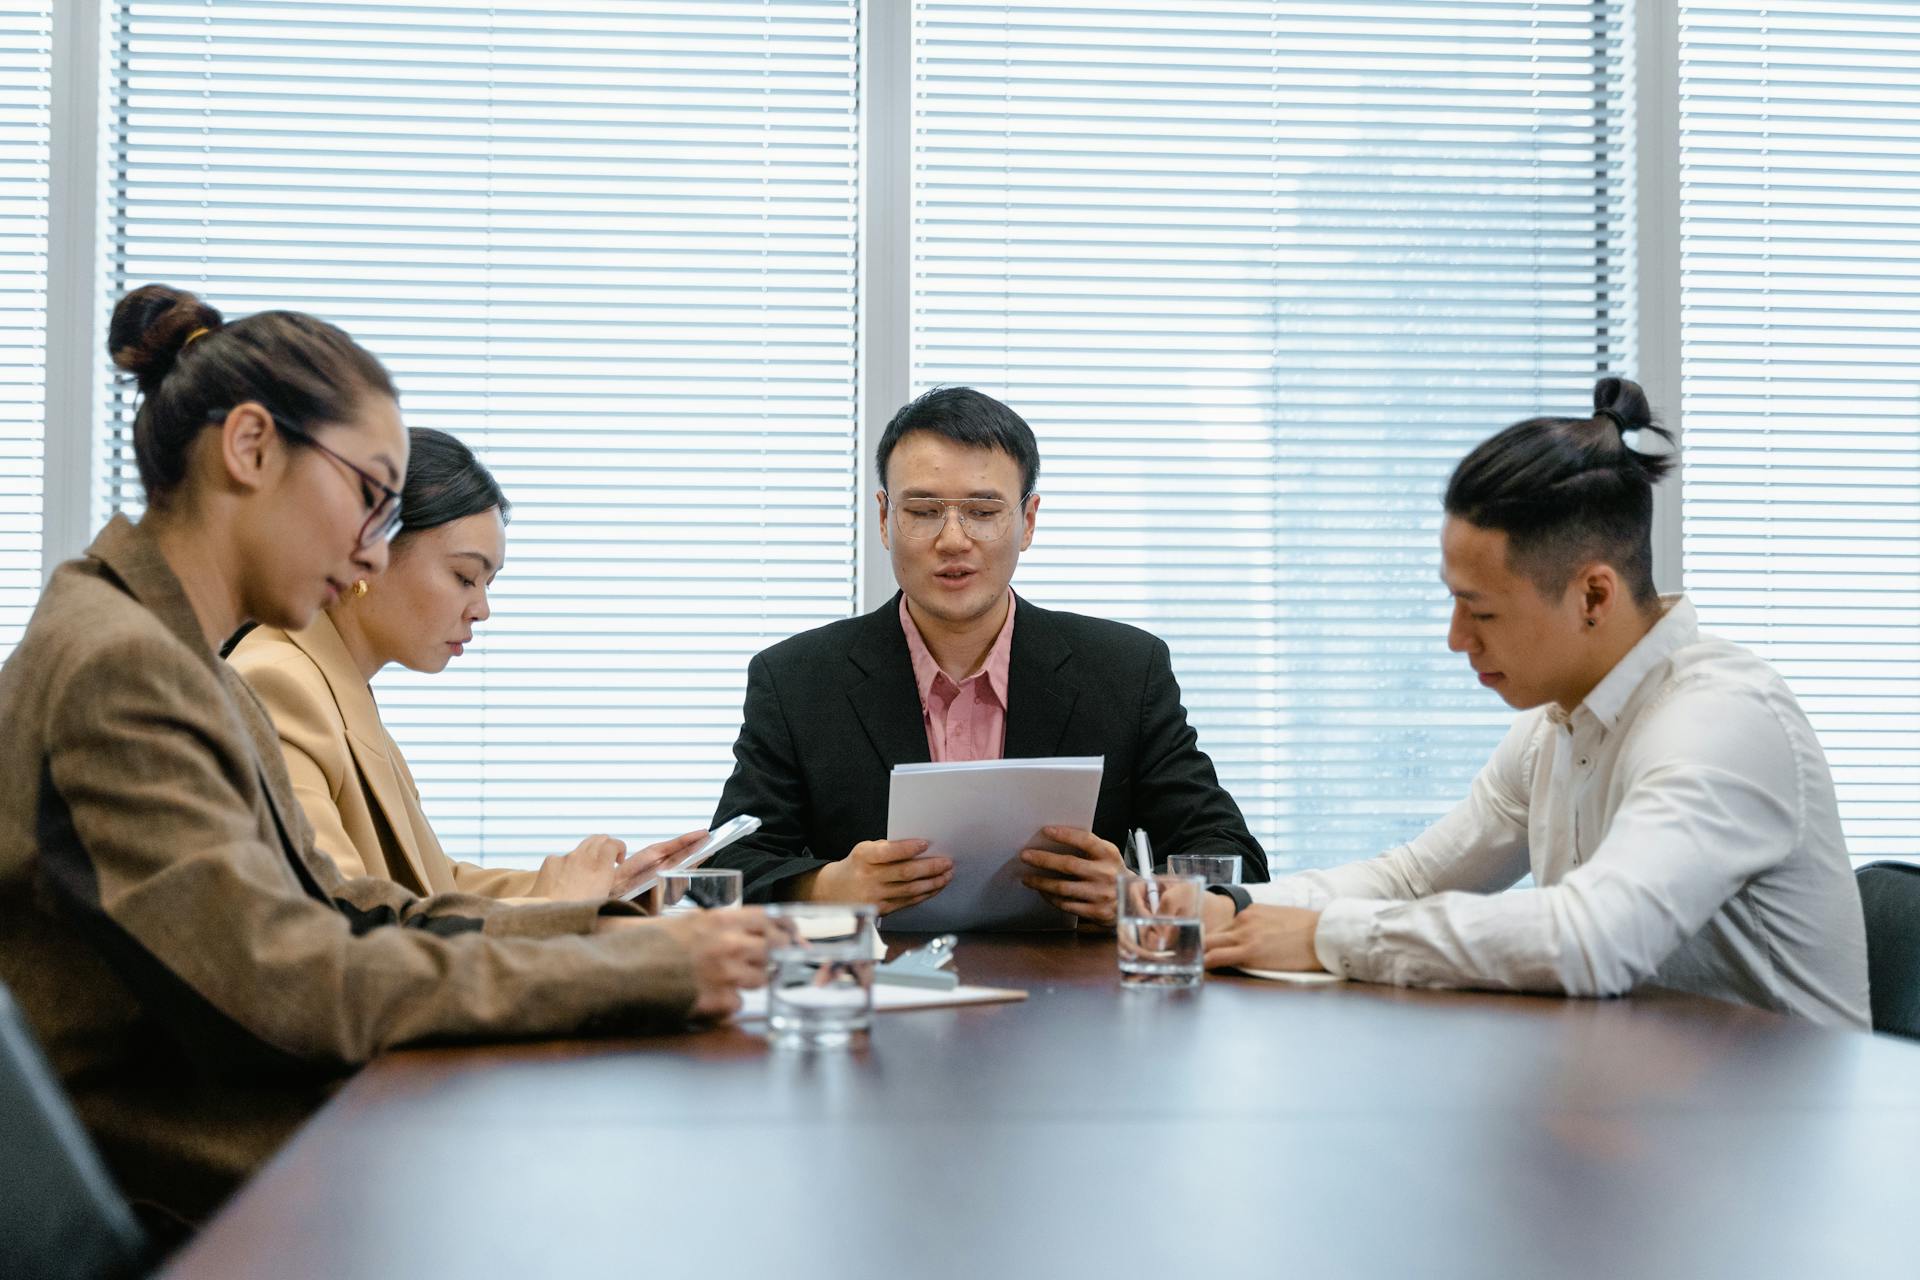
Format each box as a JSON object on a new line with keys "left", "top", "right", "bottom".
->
{"left": 881, "top": 755, "right": 1104, "bottom": 932}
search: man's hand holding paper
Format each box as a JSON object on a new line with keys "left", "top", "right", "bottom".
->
{"left": 799, "top": 838, "right": 954, "bottom": 915}
{"left": 879, "top": 757, "right": 1103, "bottom": 930}
{"left": 1018, "top": 825, "right": 1126, "bottom": 926}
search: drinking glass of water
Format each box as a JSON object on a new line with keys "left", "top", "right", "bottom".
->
{"left": 657, "top": 868, "right": 743, "bottom": 914}
{"left": 1116, "top": 872, "right": 1206, "bottom": 989}
{"left": 763, "top": 903, "right": 878, "bottom": 1048}
{"left": 1167, "top": 853, "right": 1242, "bottom": 886}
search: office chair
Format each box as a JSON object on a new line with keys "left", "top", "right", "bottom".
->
{"left": 1856, "top": 860, "right": 1920, "bottom": 1041}
{"left": 0, "top": 981, "right": 148, "bottom": 1279}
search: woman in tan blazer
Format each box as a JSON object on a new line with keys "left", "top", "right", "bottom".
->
{"left": 0, "top": 283, "right": 768, "bottom": 1231}
{"left": 229, "top": 428, "right": 695, "bottom": 902}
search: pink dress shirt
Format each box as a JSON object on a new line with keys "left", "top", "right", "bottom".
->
{"left": 899, "top": 593, "right": 1016, "bottom": 762}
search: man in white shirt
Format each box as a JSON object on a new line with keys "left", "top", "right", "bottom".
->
{"left": 1202, "top": 377, "right": 1870, "bottom": 1028}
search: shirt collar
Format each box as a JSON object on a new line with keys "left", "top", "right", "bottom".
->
{"left": 899, "top": 589, "right": 1017, "bottom": 709}
{"left": 1551, "top": 593, "right": 1696, "bottom": 732}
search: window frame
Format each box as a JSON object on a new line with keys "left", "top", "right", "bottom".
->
{"left": 44, "top": 0, "right": 1681, "bottom": 607}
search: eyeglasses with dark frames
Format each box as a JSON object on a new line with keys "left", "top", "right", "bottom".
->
{"left": 207, "top": 410, "right": 403, "bottom": 547}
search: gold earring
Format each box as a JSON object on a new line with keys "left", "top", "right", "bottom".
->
{"left": 349, "top": 579, "right": 369, "bottom": 600}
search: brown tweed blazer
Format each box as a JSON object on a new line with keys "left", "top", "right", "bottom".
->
{"left": 0, "top": 516, "right": 697, "bottom": 1228}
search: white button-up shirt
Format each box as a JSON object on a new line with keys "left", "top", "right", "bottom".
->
{"left": 1249, "top": 596, "right": 1871, "bottom": 1028}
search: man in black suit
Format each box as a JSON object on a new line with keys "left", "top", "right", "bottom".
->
{"left": 710, "top": 387, "right": 1267, "bottom": 920}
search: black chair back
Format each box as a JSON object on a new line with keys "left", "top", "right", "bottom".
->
{"left": 1857, "top": 860, "right": 1920, "bottom": 1041}
{"left": 0, "top": 982, "right": 147, "bottom": 1279}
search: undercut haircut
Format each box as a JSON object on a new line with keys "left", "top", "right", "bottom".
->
{"left": 1444, "top": 376, "right": 1676, "bottom": 607}
{"left": 876, "top": 387, "right": 1041, "bottom": 497}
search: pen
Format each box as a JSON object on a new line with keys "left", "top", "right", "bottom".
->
{"left": 1128, "top": 827, "right": 1154, "bottom": 877}
{"left": 1129, "top": 827, "right": 1159, "bottom": 912}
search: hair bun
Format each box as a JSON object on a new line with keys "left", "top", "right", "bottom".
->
{"left": 108, "top": 283, "right": 224, "bottom": 396}
{"left": 1589, "top": 374, "right": 1675, "bottom": 482}
{"left": 1591, "top": 375, "right": 1652, "bottom": 433}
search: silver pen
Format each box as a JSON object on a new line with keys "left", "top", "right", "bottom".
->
{"left": 1128, "top": 827, "right": 1154, "bottom": 876}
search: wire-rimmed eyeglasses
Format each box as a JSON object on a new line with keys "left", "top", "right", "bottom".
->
{"left": 208, "top": 410, "right": 403, "bottom": 548}
{"left": 886, "top": 493, "right": 1032, "bottom": 541}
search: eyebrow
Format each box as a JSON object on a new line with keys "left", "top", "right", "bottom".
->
{"left": 899, "top": 488, "right": 1009, "bottom": 501}
{"left": 451, "top": 550, "right": 499, "bottom": 575}
{"left": 1439, "top": 573, "right": 1482, "bottom": 601}
{"left": 374, "top": 455, "right": 401, "bottom": 486}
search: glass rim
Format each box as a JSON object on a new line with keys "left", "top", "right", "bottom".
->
{"left": 1114, "top": 869, "right": 1208, "bottom": 917}
{"left": 1114, "top": 870, "right": 1207, "bottom": 885}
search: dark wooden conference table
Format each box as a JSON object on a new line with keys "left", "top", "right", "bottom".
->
{"left": 164, "top": 931, "right": 1918, "bottom": 1280}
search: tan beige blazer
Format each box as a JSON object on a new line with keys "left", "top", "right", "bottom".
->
{"left": 0, "top": 516, "right": 694, "bottom": 1228}
{"left": 229, "top": 616, "right": 538, "bottom": 899}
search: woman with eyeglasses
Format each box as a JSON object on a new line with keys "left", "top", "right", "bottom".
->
{"left": 0, "top": 283, "right": 769, "bottom": 1230}
{"left": 228, "top": 426, "right": 700, "bottom": 901}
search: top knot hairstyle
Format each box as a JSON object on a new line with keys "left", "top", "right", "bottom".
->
{"left": 1445, "top": 376, "right": 1676, "bottom": 607}
{"left": 108, "top": 283, "right": 397, "bottom": 505}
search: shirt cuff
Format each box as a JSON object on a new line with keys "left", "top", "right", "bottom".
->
{"left": 1243, "top": 875, "right": 1332, "bottom": 911}
{"left": 1311, "top": 898, "right": 1392, "bottom": 981}
{"left": 1207, "top": 884, "right": 1252, "bottom": 914}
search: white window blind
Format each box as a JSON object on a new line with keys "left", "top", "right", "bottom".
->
{"left": 107, "top": 1, "right": 861, "bottom": 864}
{"left": 912, "top": 1, "right": 1636, "bottom": 870}
{"left": 0, "top": 0, "right": 50, "bottom": 662}
{"left": 1680, "top": 4, "right": 1920, "bottom": 860}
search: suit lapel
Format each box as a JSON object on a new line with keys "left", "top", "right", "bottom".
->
{"left": 89, "top": 518, "right": 349, "bottom": 901}
{"left": 220, "top": 663, "right": 333, "bottom": 900}
{"left": 846, "top": 595, "right": 932, "bottom": 769}
{"left": 285, "top": 617, "right": 441, "bottom": 893}
{"left": 88, "top": 518, "right": 333, "bottom": 897}
{"left": 1003, "top": 596, "right": 1077, "bottom": 759}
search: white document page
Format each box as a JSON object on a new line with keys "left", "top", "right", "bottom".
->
{"left": 879, "top": 756, "right": 1103, "bottom": 932}
{"left": 1235, "top": 968, "right": 1344, "bottom": 985}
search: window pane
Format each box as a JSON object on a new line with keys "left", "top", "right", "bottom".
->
{"left": 1680, "top": 2, "right": 1920, "bottom": 858}
{"left": 107, "top": 1, "right": 861, "bottom": 865}
{"left": 913, "top": 1, "right": 1635, "bottom": 869}
{"left": 0, "top": 0, "right": 50, "bottom": 661}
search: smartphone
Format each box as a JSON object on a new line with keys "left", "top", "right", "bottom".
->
{"left": 619, "top": 814, "right": 762, "bottom": 902}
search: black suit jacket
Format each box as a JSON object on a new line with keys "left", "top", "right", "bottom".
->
{"left": 710, "top": 593, "right": 1268, "bottom": 901}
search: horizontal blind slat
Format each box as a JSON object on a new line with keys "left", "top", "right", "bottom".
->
{"left": 914, "top": 0, "right": 1632, "bottom": 868}
{"left": 106, "top": 0, "right": 860, "bottom": 858}
{"left": 0, "top": 0, "right": 48, "bottom": 663}
{"left": 1679, "top": 2, "right": 1920, "bottom": 857}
